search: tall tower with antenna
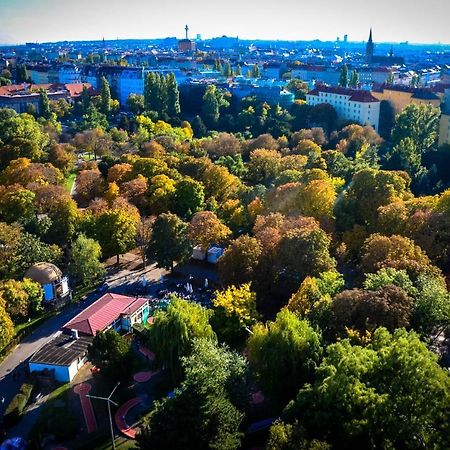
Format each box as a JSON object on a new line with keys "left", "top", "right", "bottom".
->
{"left": 185, "top": 25, "right": 189, "bottom": 40}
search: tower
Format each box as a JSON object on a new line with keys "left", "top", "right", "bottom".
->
{"left": 365, "top": 28, "right": 374, "bottom": 64}
{"left": 185, "top": 25, "right": 189, "bottom": 40}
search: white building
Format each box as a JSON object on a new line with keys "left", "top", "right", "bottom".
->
{"left": 306, "top": 85, "right": 381, "bottom": 131}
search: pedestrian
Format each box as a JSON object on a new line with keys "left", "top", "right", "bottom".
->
{"left": 1, "top": 397, "right": 4, "bottom": 404}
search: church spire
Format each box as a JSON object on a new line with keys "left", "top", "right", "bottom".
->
{"left": 365, "top": 27, "right": 374, "bottom": 64}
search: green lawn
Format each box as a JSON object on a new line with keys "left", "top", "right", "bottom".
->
{"left": 14, "top": 311, "right": 55, "bottom": 335}
{"left": 65, "top": 172, "right": 77, "bottom": 192}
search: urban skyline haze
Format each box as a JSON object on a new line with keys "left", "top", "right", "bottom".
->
{"left": 0, "top": 0, "right": 449, "bottom": 45}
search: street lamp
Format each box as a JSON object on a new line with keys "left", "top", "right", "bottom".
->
{"left": 86, "top": 382, "right": 120, "bottom": 450}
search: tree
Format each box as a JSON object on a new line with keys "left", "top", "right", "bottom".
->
{"left": 349, "top": 70, "right": 359, "bottom": 88}
{"left": 137, "top": 339, "right": 245, "bottom": 450}
{"left": 146, "top": 297, "right": 215, "bottom": 380}
{"left": 21, "top": 278, "right": 44, "bottom": 316}
{"left": 202, "top": 85, "right": 220, "bottom": 127}
{"left": 95, "top": 208, "right": 138, "bottom": 264}
{"left": 0, "top": 186, "right": 35, "bottom": 225}
{"left": 267, "top": 421, "right": 331, "bottom": 450}
{"left": 331, "top": 285, "right": 413, "bottom": 335}
{"left": 68, "top": 234, "right": 105, "bottom": 287}
{"left": 172, "top": 177, "right": 205, "bottom": 218}
{"left": 391, "top": 103, "right": 440, "bottom": 157}
{"left": 360, "top": 233, "right": 439, "bottom": 281}
{"left": 247, "top": 309, "right": 323, "bottom": 401}
{"left": 0, "top": 304, "right": 14, "bottom": 351}
{"left": 386, "top": 136, "right": 421, "bottom": 176}
{"left": 0, "top": 280, "right": 31, "bottom": 321}
{"left": 188, "top": 211, "right": 231, "bottom": 251}
{"left": 218, "top": 235, "right": 262, "bottom": 286}
{"left": 339, "top": 64, "right": 349, "bottom": 88}
{"left": 252, "top": 64, "right": 261, "bottom": 78}
{"left": 166, "top": 72, "right": 181, "bottom": 117}
{"left": 212, "top": 284, "right": 259, "bottom": 345}
{"left": 38, "top": 89, "right": 51, "bottom": 119}
{"left": 126, "top": 93, "right": 145, "bottom": 114}
{"left": 283, "top": 328, "right": 450, "bottom": 449}
{"left": 136, "top": 216, "right": 155, "bottom": 268}
{"left": 88, "top": 329, "right": 133, "bottom": 380}
{"left": 144, "top": 72, "right": 159, "bottom": 112}
{"left": 308, "top": 103, "right": 337, "bottom": 133}
{"left": 275, "top": 225, "right": 336, "bottom": 294}
{"left": 100, "top": 76, "right": 111, "bottom": 116}
{"left": 148, "top": 213, "right": 191, "bottom": 271}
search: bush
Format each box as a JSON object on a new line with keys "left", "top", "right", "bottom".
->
{"left": 3, "top": 382, "right": 34, "bottom": 426}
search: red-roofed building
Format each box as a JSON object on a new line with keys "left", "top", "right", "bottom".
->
{"left": 64, "top": 293, "right": 150, "bottom": 336}
{"left": 29, "top": 293, "right": 151, "bottom": 382}
{"left": 0, "top": 82, "right": 94, "bottom": 114}
{"left": 306, "top": 85, "right": 380, "bottom": 131}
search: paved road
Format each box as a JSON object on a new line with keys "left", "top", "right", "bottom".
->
{"left": 0, "top": 263, "right": 166, "bottom": 421}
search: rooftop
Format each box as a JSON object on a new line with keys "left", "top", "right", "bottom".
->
{"left": 63, "top": 293, "right": 149, "bottom": 336}
{"left": 30, "top": 333, "right": 92, "bottom": 366}
{"left": 307, "top": 85, "right": 380, "bottom": 103}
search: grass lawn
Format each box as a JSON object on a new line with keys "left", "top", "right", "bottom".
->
{"left": 95, "top": 437, "right": 136, "bottom": 450}
{"left": 14, "top": 311, "right": 55, "bottom": 335}
{"left": 65, "top": 171, "right": 77, "bottom": 192}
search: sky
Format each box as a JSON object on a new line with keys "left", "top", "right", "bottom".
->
{"left": 0, "top": 0, "right": 449, "bottom": 45}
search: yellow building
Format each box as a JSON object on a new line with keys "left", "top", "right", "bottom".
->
{"left": 372, "top": 85, "right": 441, "bottom": 114}
{"left": 439, "top": 114, "right": 450, "bottom": 147}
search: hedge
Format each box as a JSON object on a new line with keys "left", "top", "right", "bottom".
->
{"left": 3, "top": 381, "right": 34, "bottom": 426}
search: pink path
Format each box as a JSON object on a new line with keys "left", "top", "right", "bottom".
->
{"left": 133, "top": 369, "right": 160, "bottom": 383}
{"left": 139, "top": 345, "right": 155, "bottom": 361}
{"left": 73, "top": 382, "right": 98, "bottom": 433}
{"left": 115, "top": 397, "right": 143, "bottom": 439}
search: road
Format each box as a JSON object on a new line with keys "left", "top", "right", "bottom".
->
{"left": 0, "top": 262, "right": 167, "bottom": 420}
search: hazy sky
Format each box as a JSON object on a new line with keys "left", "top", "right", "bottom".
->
{"left": 0, "top": 0, "right": 449, "bottom": 45}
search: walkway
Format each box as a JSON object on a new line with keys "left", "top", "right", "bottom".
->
{"left": 73, "top": 382, "right": 98, "bottom": 434}
{"left": 133, "top": 370, "right": 160, "bottom": 383}
{"left": 138, "top": 345, "right": 155, "bottom": 361}
{"left": 114, "top": 397, "right": 143, "bottom": 439}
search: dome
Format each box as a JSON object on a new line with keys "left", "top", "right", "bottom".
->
{"left": 24, "top": 262, "right": 63, "bottom": 285}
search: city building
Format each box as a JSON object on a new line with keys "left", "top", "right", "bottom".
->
{"left": 178, "top": 25, "right": 196, "bottom": 53}
{"left": 372, "top": 84, "right": 441, "bottom": 114}
{"left": 306, "top": 85, "right": 380, "bottom": 130}
{"left": 438, "top": 89, "right": 450, "bottom": 147}
{"left": 365, "top": 29, "right": 404, "bottom": 66}
{"left": 29, "top": 293, "right": 151, "bottom": 382}
{"left": 291, "top": 65, "right": 340, "bottom": 86}
{"left": 0, "top": 83, "right": 93, "bottom": 113}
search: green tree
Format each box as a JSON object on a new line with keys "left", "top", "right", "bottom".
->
{"left": 166, "top": 72, "right": 181, "bottom": 117}
{"left": 247, "top": 309, "right": 323, "bottom": 401}
{"left": 81, "top": 85, "right": 91, "bottom": 114}
{"left": 252, "top": 64, "right": 261, "bottom": 78}
{"left": 38, "top": 89, "right": 51, "bottom": 120}
{"left": 126, "top": 93, "right": 145, "bottom": 114}
{"left": 283, "top": 328, "right": 450, "bottom": 449}
{"left": 144, "top": 72, "right": 159, "bottom": 112}
{"left": 148, "top": 213, "right": 191, "bottom": 271}
{"left": 202, "top": 85, "right": 220, "bottom": 127}
{"left": 137, "top": 339, "right": 246, "bottom": 450}
{"left": 223, "top": 62, "right": 233, "bottom": 78}
{"left": 81, "top": 104, "right": 108, "bottom": 130}
{"left": 172, "top": 177, "right": 205, "bottom": 218}
{"left": 0, "top": 280, "right": 31, "bottom": 321}
{"left": 95, "top": 208, "right": 138, "bottom": 264}
{"left": 146, "top": 297, "right": 215, "bottom": 380}
{"left": 349, "top": 70, "right": 359, "bottom": 88}
{"left": 21, "top": 278, "right": 44, "bottom": 316}
{"left": 88, "top": 329, "right": 133, "bottom": 380}
{"left": 100, "top": 76, "right": 111, "bottom": 116}
{"left": 0, "top": 187, "right": 35, "bottom": 225}
{"left": 69, "top": 234, "right": 105, "bottom": 287}
{"left": 339, "top": 64, "right": 349, "bottom": 88}
{"left": 391, "top": 103, "right": 440, "bottom": 156}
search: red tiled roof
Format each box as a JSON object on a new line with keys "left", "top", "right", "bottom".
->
{"left": 65, "top": 83, "right": 92, "bottom": 98}
{"left": 307, "top": 85, "right": 380, "bottom": 103}
{"left": 64, "top": 293, "right": 149, "bottom": 336}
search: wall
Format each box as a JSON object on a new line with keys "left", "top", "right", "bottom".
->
{"left": 29, "top": 362, "right": 72, "bottom": 383}
{"left": 439, "top": 114, "right": 450, "bottom": 147}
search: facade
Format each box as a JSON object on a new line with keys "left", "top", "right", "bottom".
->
{"left": 357, "top": 67, "right": 395, "bottom": 85}
{"left": 29, "top": 333, "right": 92, "bottom": 383}
{"left": 372, "top": 84, "right": 441, "bottom": 114}
{"left": 306, "top": 85, "right": 381, "bottom": 130}
{"left": 439, "top": 114, "right": 450, "bottom": 147}
{"left": 58, "top": 64, "right": 81, "bottom": 84}
{"left": 291, "top": 66, "right": 340, "bottom": 86}
{"left": 0, "top": 83, "right": 93, "bottom": 114}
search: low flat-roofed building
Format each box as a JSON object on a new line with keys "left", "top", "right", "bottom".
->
{"left": 29, "top": 333, "right": 92, "bottom": 382}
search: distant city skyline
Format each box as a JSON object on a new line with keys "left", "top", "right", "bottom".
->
{"left": 0, "top": 0, "right": 449, "bottom": 45}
